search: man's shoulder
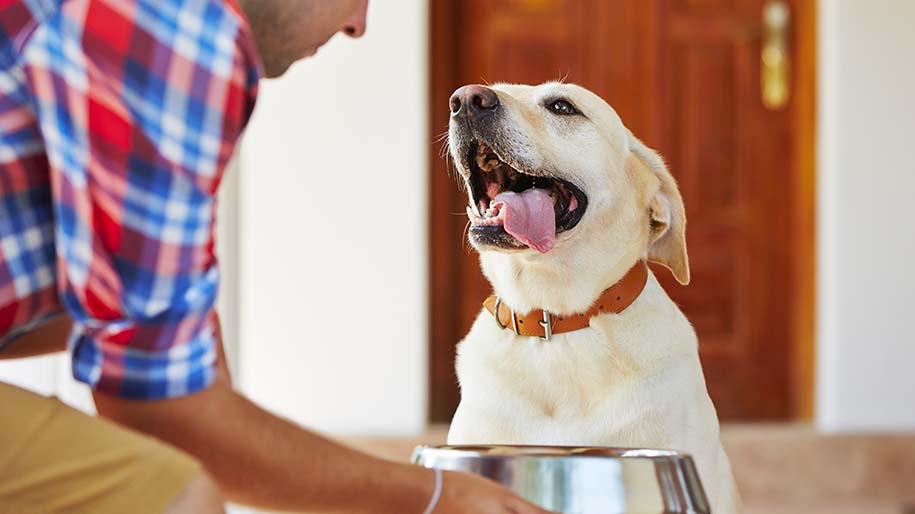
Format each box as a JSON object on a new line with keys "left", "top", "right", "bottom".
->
{"left": 10, "top": 0, "right": 252, "bottom": 62}
{"left": 15, "top": 0, "right": 261, "bottom": 94}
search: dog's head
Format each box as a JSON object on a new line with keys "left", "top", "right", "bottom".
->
{"left": 448, "top": 82, "right": 689, "bottom": 292}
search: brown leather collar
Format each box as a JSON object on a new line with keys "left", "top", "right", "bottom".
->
{"left": 483, "top": 261, "right": 649, "bottom": 340}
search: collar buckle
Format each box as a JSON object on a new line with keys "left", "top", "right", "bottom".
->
{"left": 539, "top": 311, "right": 553, "bottom": 341}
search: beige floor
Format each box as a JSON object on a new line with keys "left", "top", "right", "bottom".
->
{"left": 744, "top": 503, "right": 906, "bottom": 514}
{"left": 340, "top": 424, "right": 915, "bottom": 514}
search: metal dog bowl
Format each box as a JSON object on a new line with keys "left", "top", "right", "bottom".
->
{"left": 412, "top": 445, "right": 710, "bottom": 514}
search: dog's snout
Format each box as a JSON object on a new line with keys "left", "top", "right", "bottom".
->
{"left": 450, "top": 85, "right": 500, "bottom": 118}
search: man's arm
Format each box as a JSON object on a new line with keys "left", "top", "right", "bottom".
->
{"left": 94, "top": 316, "right": 427, "bottom": 512}
{"left": 94, "top": 370, "right": 433, "bottom": 513}
{"left": 93, "top": 341, "right": 550, "bottom": 514}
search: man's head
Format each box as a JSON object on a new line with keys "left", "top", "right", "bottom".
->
{"left": 240, "top": 0, "right": 368, "bottom": 78}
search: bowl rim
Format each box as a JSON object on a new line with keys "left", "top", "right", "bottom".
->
{"left": 413, "top": 444, "right": 695, "bottom": 461}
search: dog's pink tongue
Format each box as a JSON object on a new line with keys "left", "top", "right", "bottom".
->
{"left": 493, "top": 189, "right": 556, "bottom": 253}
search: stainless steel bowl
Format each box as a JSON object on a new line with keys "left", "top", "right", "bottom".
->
{"left": 412, "top": 445, "right": 709, "bottom": 514}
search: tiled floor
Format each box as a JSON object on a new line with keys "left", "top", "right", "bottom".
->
{"left": 722, "top": 424, "right": 915, "bottom": 512}
{"left": 340, "top": 424, "right": 915, "bottom": 514}
{"left": 744, "top": 503, "right": 905, "bottom": 514}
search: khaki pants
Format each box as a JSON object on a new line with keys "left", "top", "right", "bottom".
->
{"left": 0, "top": 382, "right": 201, "bottom": 514}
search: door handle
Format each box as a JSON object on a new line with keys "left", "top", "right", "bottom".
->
{"left": 761, "top": 1, "right": 791, "bottom": 110}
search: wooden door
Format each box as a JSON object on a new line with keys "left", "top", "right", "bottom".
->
{"left": 429, "top": 0, "right": 816, "bottom": 421}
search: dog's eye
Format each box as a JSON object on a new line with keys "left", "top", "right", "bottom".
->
{"left": 547, "top": 99, "right": 581, "bottom": 116}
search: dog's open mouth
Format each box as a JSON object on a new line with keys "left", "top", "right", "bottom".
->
{"left": 465, "top": 141, "right": 588, "bottom": 253}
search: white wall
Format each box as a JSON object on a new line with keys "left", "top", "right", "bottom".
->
{"left": 0, "top": 354, "right": 62, "bottom": 398}
{"left": 217, "top": 157, "right": 241, "bottom": 376}
{"left": 0, "top": 354, "right": 95, "bottom": 413}
{"left": 238, "top": 1, "right": 428, "bottom": 435}
{"left": 816, "top": 0, "right": 915, "bottom": 432}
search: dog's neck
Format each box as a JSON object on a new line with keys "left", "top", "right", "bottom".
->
{"left": 480, "top": 242, "right": 647, "bottom": 315}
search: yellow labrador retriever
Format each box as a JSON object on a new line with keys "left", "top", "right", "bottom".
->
{"left": 445, "top": 82, "right": 741, "bottom": 514}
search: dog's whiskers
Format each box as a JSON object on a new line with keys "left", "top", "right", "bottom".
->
{"left": 439, "top": 139, "right": 451, "bottom": 160}
{"left": 461, "top": 220, "right": 473, "bottom": 253}
{"left": 442, "top": 150, "right": 467, "bottom": 192}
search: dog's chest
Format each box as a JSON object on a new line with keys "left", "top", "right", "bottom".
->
{"left": 460, "top": 327, "right": 657, "bottom": 423}
{"left": 454, "top": 302, "right": 698, "bottom": 443}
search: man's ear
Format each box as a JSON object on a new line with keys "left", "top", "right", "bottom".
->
{"left": 629, "top": 134, "right": 690, "bottom": 285}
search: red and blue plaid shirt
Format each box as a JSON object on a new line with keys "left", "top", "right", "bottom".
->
{"left": 0, "top": 0, "right": 260, "bottom": 398}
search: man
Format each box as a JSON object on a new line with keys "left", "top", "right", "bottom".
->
{"left": 0, "top": 0, "right": 552, "bottom": 512}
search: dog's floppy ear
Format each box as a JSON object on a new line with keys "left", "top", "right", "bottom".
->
{"left": 628, "top": 134, "right": 690, "bottom": 285}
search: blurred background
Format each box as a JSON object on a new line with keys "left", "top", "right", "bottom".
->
{"left": 2, "top": 0, "right": 914, "bottom": 513}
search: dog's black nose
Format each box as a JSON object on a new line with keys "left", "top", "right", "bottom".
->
{"left": 450, "top": 85, "right": 500, "bottom": 118}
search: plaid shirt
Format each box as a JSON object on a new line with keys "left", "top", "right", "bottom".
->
{"left": 0, "top": 0, "right": 260, "bottom": 398}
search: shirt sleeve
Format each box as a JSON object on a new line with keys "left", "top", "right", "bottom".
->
{"left": 21, "top": 0, "right": 259, "bottom": 399}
